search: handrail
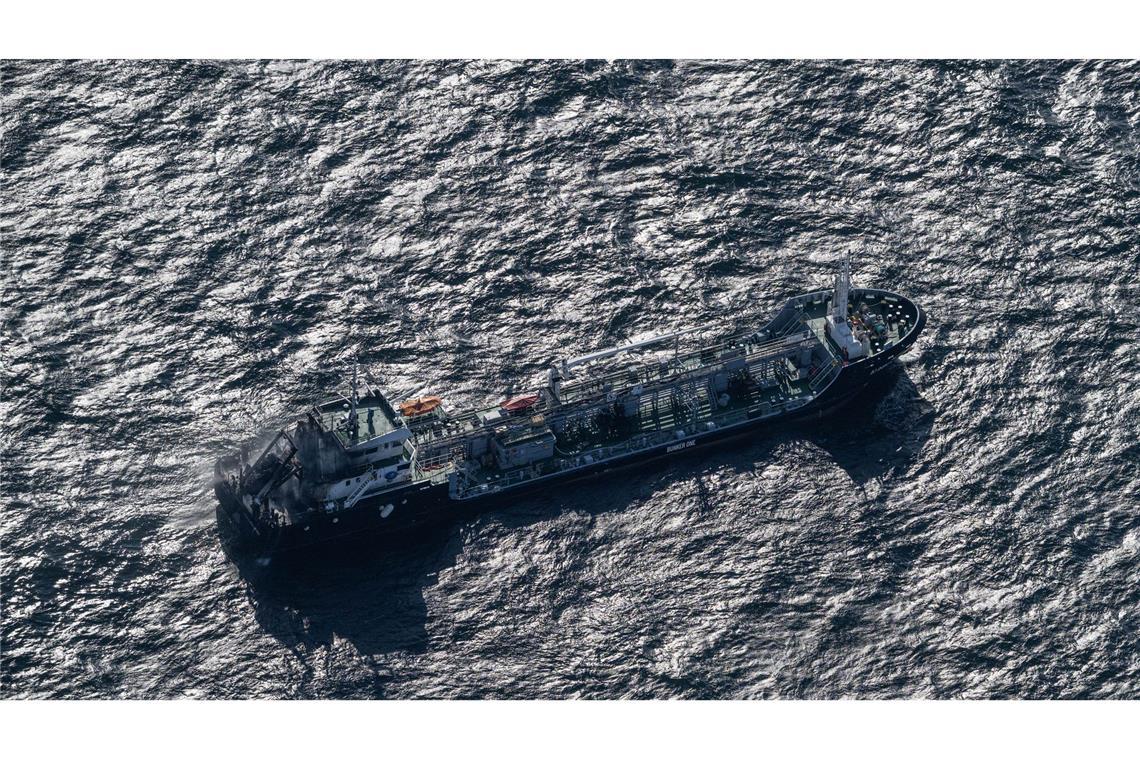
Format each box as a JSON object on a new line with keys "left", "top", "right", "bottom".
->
{"left": 342, "top": 467, "right": 379, "bottom": 510}
{"left": 555, "top": 333, "right": 813, "bottom": 411}
{"left": 409, "top": 330, "right": 820, "bottom": 459}
{"left": 561, "top": 326, "right": 703, "bottom": 372}
{"left": 557, "top": 328, "right": 807, "bottom": 400}
{"left": 449, "top": 382, "right": 820, "bottom": 500}
{"left": 810, "top": 357, "right": 842, "bottom": 392}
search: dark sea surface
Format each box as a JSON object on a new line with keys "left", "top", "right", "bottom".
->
{"left": 2, "top": 60, "right": 1139, "bottom": 699}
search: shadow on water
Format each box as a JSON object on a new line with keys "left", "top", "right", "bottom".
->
{"left": 649, "top": 365, "right": 935, "bottom": 499}
{"left": 801, "top": 367, "right": 936, "bottom": 488}
{"left": 231, "top": 367, "right": 934, "bottom": 660}
{"left": 230, "top": 530, "right": 462, "bottom": 659}
{"left": 802, "top": 367, "right": 940, "bottom": 610}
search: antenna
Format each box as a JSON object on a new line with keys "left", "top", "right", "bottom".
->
{"left": 347, "top": 359, "right": 360, "bottom": 439}
{"left": 351, "top": 360, "right": 359, "bottom": 407}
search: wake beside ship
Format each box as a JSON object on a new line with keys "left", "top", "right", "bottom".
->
{"left": 214, "top": 261, "right": 926, "bottom": 555}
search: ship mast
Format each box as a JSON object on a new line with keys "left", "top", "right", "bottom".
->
{"left": 830, "top": 257, "right": 851, "bottom": 319}
{"left": 348, "top": 360, "right": 360, "bottom": 438}
{"left": 825, "top": 257, "right": 866, "bottom": 360}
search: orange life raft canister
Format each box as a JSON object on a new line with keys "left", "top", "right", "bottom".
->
{"left": 500, "top": 393, "right": 539, "bottom": 413}
{"left": 398, "top": 396, "right": 443, "bottom": 417}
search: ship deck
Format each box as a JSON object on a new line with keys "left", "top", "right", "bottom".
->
{"left": 798, "top": 290, "right": 916, "bottom": 357}
{"left": 449, "top": 289, "right": 919, "bottom": 498}
{"left": 456, "top": 371, "right": 815, "bottom": 495}
{"left": 316, "top": 397, "right": 400, "bottom": 448}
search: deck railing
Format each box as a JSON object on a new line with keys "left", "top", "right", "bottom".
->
{"left": 810, "top": 357, "right": 842, "bottom": 393}
{"left": 449, "top": 384, "right": 818, "bottom": 500}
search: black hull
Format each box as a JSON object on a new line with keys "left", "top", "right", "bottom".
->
{"left": 216, "top": 302, "right": 924, "bottom": 558}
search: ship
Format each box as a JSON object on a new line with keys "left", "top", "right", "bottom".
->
{"left": 214, "top": 261, "right": 925, "bottom": 555}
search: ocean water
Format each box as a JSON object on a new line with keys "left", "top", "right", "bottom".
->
{"left": 2, "top": 59, "right": 1138, "bottom": 699}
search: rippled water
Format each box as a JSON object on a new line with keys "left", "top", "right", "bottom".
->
{"left": 3, "top": 60, "right": 1138, "bottom": 699}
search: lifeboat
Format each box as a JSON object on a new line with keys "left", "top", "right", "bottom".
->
{"left": 500, "top": 393, "right": 540, "bottom": 413}
{"left": 398, "top": 395, "right": 443, "bottom": 417}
